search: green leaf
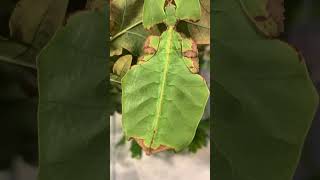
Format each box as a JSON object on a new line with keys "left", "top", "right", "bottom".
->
{"left": 110, "top": 73, "right": 122, "bottom": 88}
{"left": 110, "top": 47, "right": 123, "bottom": 57}
{"left": 0, "top": 1, "right": 39, "bottom": 165}
{"left": 175, "top": 0, "right": 201, "bottom": 21}
{"left": 9, "top": 0, "right": 68, "bottom": 64}
{"left": 213, "top": 0, "right": 263, "bottom": 41}
{"left": 111, "top": 0, "right": 156, "bottom": 56}
{"left": 111, "top": 25, "right": 152, "bottom": 56}
{"left": 213, "top": 0, "right": 319, "bottom": 179}
{"left": 130, "top": 140, "right": 142, "bottom": 159}
{"left": 37, "top": 9, "right": 109, "bottom": 180}
{"left": 239, "top": 0, "right": 285, "bottom": 37}
{"left": 122, "top": 28, "right": 209, "bottom": 154}
{"left": 112, "top": 54, "right": 132, "bottom": 78}
{"left": 188, "top": 120, "right": 209, "bottom": 153}
{"left": 9, "top": 0, "right": 68, "bottom": 45}
{"left": 110, "top": 0, "right": 143, "bottom": 36}
{"left": 0, "top": 40, "right": 35, "bottom": 68}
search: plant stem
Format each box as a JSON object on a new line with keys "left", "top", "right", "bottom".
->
{"left": 0, "top": 55, "right": 36, "bottom": 69}
{"left": 110, "top": 20, "right": 143, "bottom": 41}
{"left": 110, "top": 78, "right": 121, "bottom": 84}
{"left": 185, "top": 21, "right": 210, "bottom": 29}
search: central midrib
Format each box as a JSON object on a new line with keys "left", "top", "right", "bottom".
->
{"left": 149, "top": 27, "right": 174, "bottom": 148}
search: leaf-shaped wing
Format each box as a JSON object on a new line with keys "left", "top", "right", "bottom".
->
{"left": 142, "top": 0, "right": 166, "bottom": 29}
{"left": 175, "top": 0, "right": 201, "bottom": 21}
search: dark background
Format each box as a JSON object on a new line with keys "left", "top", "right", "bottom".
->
{"left": 283, "top": 1, "right": 320, "bottom": 180}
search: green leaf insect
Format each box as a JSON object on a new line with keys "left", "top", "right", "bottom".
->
{"left": 121, "top": 3, "right": 209, "bottom": 155}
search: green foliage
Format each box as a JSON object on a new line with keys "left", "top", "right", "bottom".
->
{"left": 110, "top": 0, "right": 154, "bottom": 56}
{"left": 0, "top": 0, "right": 69, "bottom": 168}
{"left": 37, "top": 9, "right": 109, "bottom": 180}
{"left": 130, "top": 140, "right": 142, "bottom": 159}
{"left": 9, "top": 0, "right": 69, "bottom": 65}
{"left": 212, "top": 1, "right": 319, "bottom": 180}
{"left": 9, "top": 0, "right": 68, "bottom": 45}
{"left": 188, "top": 120, "right": 209, "bottom": 153}
{"left": 112, "top": 54, "right": 132, "bottom": 80}
{"left": 239, "top": 0, "right": 284, "bottom": 37}
{"left": 0, "top": 40, "right": 34, "bottom": 68}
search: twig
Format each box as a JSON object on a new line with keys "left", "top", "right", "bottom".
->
{"left": 110, "top": 20, "right": 143, "bottom": 41}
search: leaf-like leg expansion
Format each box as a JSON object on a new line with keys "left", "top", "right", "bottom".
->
{"left": 138, "top": 35, "right": 160, "bottom": 65}
{"left": 183, "top": 57, "right": 199, "bottom": 74}
{"left": 137, "top": 54, "right": 154, "bottom": 65}
{"left": 181, "top": 38, "right": 199, "bottom": 73}
{"left": 144, "top": 35, "right": 160, "bottom": 53}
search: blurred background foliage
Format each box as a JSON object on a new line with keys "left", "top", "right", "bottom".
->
{"left": 0, "top": 0, "right": 98, "bottom": 171}
{"left": 0, "top": 0, "right": 319, "bottom": 179}
{"left": 283, "top": 1, "right": 320, "bottom": 180}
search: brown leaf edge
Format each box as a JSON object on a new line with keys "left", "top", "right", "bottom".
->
{"left": 240, "top": 0, "right": 285, "bottom": 38}
{"left": 129, "top": 137, "right": 174, "bottom": 155}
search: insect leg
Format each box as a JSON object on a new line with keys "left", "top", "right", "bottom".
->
{"left": 181, "top": 38, "right": 199, "bottom": 73}
{"left": 138, "top": 36, "right": 160, "bottom": 65}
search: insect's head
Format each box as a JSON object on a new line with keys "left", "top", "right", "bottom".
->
{"left": 164, "top": 3, "right": 177, "bottom": 27}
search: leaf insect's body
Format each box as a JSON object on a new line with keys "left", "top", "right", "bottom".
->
{"left": 121, "top": 3, "right": 209, "bottom": 155}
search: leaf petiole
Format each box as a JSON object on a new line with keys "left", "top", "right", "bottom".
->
{"left": 110, "top": 20, "right": 143, "bottom": 41}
